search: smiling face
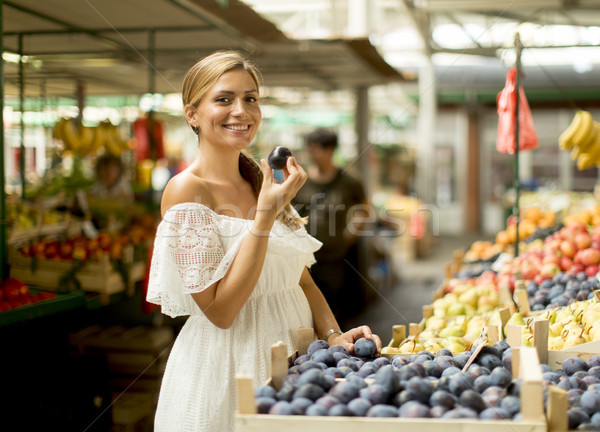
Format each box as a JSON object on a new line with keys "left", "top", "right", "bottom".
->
{"left": 187, "top": 69, "right": 261, "bottom": 151}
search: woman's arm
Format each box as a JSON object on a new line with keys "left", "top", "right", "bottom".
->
{"left": 177, "top": 158, "right": 307, "bottom": 329}
{"left": 299, "top": 268, "right": 382, "bottom": 355}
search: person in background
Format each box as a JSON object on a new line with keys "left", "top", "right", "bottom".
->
{"left": 293, "top": 128, "right": 371, "bottom": 330}
{"left": 146, "top": 51, "right": 381, "bottom": 432}
{"left": 90, "top": 153, "right": 134, "bottom": 203}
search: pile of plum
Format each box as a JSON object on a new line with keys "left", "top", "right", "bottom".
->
{"left": 527, "top": 271, "right": 600, "bottom": 311}
{"left": 542, "top": 355, "right": 600, "bottom": 430}
{"left": 255, "top": 338, "right": 524, "bottom": 420}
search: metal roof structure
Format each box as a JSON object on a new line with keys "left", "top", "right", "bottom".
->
{"left": 2, "top": 0, "right": 408, "bottom": 99}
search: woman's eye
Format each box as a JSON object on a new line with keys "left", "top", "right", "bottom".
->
{"left": 246, "top": 96, "right": 257, "bottom": 103}
{"left": 216, "top": 97, "right": 230, "bottom": 103}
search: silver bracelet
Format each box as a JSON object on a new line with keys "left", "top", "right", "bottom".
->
{"left": 323, "top": 328, "right": 343, "bottom": 341}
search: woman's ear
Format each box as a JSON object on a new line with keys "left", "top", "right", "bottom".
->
{"left": 184, "top": 105, "right": 196, "bottom": 126}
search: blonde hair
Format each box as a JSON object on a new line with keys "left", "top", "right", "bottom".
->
{"left": 182, "top": 51, "right": 305, "bottom": 230}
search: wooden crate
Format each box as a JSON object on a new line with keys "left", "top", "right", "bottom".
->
{"left": 8, "top": 246, "right": 145, "bottom": 296}
{"left": 235, "top": 338, "right": 547, "bottom": 432}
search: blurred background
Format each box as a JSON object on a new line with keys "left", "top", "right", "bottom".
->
{"left": 1, "top": 1, "right": 600, "bottom": 430}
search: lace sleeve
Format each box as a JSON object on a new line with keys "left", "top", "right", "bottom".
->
{"left": 146, "top": 205, "right": 243, "bottom": 318}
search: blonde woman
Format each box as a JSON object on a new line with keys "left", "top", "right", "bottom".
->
{"left": 147, "top": 50, "right": 381, "bottom": 432}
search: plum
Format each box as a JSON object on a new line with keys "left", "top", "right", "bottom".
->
{"left": 399, "top": 400, "right": 430, "bottom": 418}
{"left": 311, "top": 349, "right": 336, "bottom": 367}
{"left": 398, "top": 362, "right": 425, "bottom": 381}
{"left": 580, "top": 390, "right": 600, "bottom": 416}
{"left": 297, "top": 368, "right": 327, "bottom": 388}
{"left": 373, "top": 357, "right": 390, "bottom": 367}
{"left": 293, "top": 383, "right": 325, "bottom": 401}
{"left": 256, "top": 396, "right": 277, "bottom": 414}
{"left": 436, "top": 348, "right": 454, "bottom": 357}
{"left": 298, "top": 360, "right": 323, "bottom": 374}
{"left": 448, "top": 374, "right": 473, "bottom": 396}
{"left": 482, "top": 386, "right": 507, "bottom": 408}
{"left": 442, "top": 407, "right": 479, "bottom": 419}
{"left": 269, "top": 400, "right": 295, "bottom": 415}
{"left": 305, "top": 404, "right": 328, "bottom": 416}
{"left": 267, "top": 146, "right": 292, "bottom": 170}
{"left": 336, "top": 358, "right": 360, "bottom": 371}
{"left": 354, "top": 337, "right": 377, "bottom": 358}
{"left": 276, "top": 384, "right": 295, "bottom": 402}
{"left": 569, "top": 407, "right": 591, "bottom": 430}
{"left": 329, "top": 404, "right": 354, "bottom": 417}
{"left": 405, "top": 376, "right": 434, "bottom": 404}
{"left": 563, "top": 357, "right": 590, "bottom": 376}
{"left": 359, "top": 383, "right": 391, "bottom": 405}
{"left": 476, "top": 353, "right": 502, "bottom": 371}
{"left": 453, "top": 353, "right": 470, "bottom": 369}
{"left": 315, "top": 395, "right": 341, "bottom": 410}
{"left": 423, "top": 360, "right": 443, "bottom": 378}
{"left": 307, "top": 340, "right": 330, "bottom": 356}
{"left": 374, "top": 365, "right": 401, "bottom": 394}
{"left": 329, "top": 381, "right": 360, "bottom": 404}
{"left": 441, "top": 366, "right": 462, "bottom": 378}
{"left": 329, "top": 345, "right": 350, "bottom": 355}
{"left": 322, "top": 374, "right": 336, "bottom": 391}
{"left": 345, "top": 374, "right": 368, "bottom": 390}
{"left": 429, "top": 405, "right": 448, "bottom": 418}
{"left": 501, "top": 395, "right": 521, "bottom": 416}
{"left": 290, "top": 397, "right": 313, "bottom": 414}
{"left": 366, "top": 404, "right": 398, "bottom": 417}
{"left": 435, "top": 355, "right": 458, "bottom": 370}
{"left": 332, "top": 352, "right": 349, "bottom": 363}
{"left": 294, "top": 354, "right": 310, "bottom": 366}
{"left": 479, "top": 407, "right": 511, "bottom": 420}
{"left": 459, "top": 389, "right": 486, "bottom": 413}
{"left": 490, "top": 367, "right": 512, "bottom": 388}
{"left": 429, "top": 390, "right": 456, "bottom": 409}
{"left": 474, "top": 375, "right": 494, "bottom": 393}
{"left": 591, "top": 412, "right": 600, "bottom": 429}
{"left": 347, "top": 398, "right": 372, "bottom": 416}
{"left": 255, "top": 385, "right": 277, "bottom": 399}
{"left": 391, "top": 355, "right": 409, "bottom": 369}
{"left": 323, "top": 367, "right": 345, "bottom": 379}
{"left": 357, "top": 363, "right": 377, "bottom": 378}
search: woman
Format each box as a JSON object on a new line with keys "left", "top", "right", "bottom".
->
{"left": 147, "top": 50, "right": 381, "bottom": 432}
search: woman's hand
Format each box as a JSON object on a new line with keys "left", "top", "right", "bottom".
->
{"left": 328, "top": 325, "right": 382, "bottom": 357}
{"left": 255, "top": 157, "right": 307, "bottom": 225}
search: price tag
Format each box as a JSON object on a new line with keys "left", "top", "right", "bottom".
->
{"left": 462, "top": 325, "right": 489, "bottom": 372}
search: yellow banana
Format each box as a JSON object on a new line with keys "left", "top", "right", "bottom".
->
{"left": 75, "top": 123, "right": 95, "bottom": 156}
{"left": 559, "top": 111, "right": 583, "bottom": 150}
{"left": 61, "top": 118, "right": 80, "bottom": 152}
{"left": 571, "top": 110, "right": 595, "bottom": 150}
{"left": 577, "top": 123, "right": 600, "bottom": 170}
{"left": 89, "top": 122, "right": 108, "bottom": 154}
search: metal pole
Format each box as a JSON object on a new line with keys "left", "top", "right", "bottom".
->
{"left": 514, "top": 33, "right": 522, "bottom": 258}
{"left": 18, "top": 33, "right": 25, "bottom": 200}
{"left": 0, "top": 0, "right": 7, "bottom": 279}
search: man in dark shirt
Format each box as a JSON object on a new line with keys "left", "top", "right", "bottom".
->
{"left": 293, "top": 128, "right": 370, "bottom": 329}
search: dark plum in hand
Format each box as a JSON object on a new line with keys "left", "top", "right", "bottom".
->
{"left": 267, "top": 146, "right": 292, "bottom": 170}
{"left": 354, "top": 337, "right": 377, "bottom": 358}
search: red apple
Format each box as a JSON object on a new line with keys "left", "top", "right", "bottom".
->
{"left": 0, "top": 301, "right": 12, "bottom": 311}
{"left": 8, "top": 299, "right": 23, "bottom": 309}
{"left": 540, "top": 262, "right": 561, "bottom": 280}
{"left": 567, "top": 263, "right": 585, "bottom": 274}
{"left": 560, "top": 240, "right": 577, "bottom": 258}
{"left": 560, "top": 256, "right": 574, "bottom": 272}
{"left": 543, "top": 253, "right": 561, "bottom": 267}
{"left": 574, "top": 232, "right": 592, "bottom": 250}
{"left": 533, "top": 274, "right": 544, "bottom": 285}
{"left": 585, "top": 264, "right": 599, "bottom": 277}
{"left": 580, "top": 248, "right": 600, "bottom": 267}
{"left": 2, "top": 279, "right": 21, "bottom": 301}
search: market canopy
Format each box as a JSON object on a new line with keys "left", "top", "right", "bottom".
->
{"left": 2, "top": 0, "right": 410, "bottom": 99}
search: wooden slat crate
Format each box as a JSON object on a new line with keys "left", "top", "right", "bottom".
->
{"left": 235, "top": 334, "right": 547, "bottom": 432}
{"left": 8, "top": 245, "right": 145, "bottom": 296}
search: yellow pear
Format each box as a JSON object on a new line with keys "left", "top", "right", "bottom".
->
{"left": 549, "top": 322, "right": 564, "bottom": 338}
{"left": 504, "top": 312, "right": 526, "bottom": 335}
{"left": 548, "top": 336, "right": 565, "bottom": 351}
{"left": 439, "top": 326, "right": 465, "bottom": 338}
{"left": 458, "top": 290, "right": 479, "bottom": 308}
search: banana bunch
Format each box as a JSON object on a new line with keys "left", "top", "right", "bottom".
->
{"left": 100, "top": 121, "right": 129, "bottom": 156}
{"left": 558, "top": 110, "right": 600, "bottom": 170}
{"left": 52, "top": 118, "right": 129, "bottom": 157}
{"left": 53, "top": 117, "right": 95, "bottom": 157}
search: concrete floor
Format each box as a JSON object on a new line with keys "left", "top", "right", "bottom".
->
{"left": 346, "top": 233, "right": 492, "bottom": 343}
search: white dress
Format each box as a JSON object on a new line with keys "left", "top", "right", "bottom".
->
{"left": 147, "top": 203, "right": 321, "bottom": 432}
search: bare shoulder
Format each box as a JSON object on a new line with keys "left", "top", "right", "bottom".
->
{"left": 161, "top": 170, "right": 213, "bottom": 217}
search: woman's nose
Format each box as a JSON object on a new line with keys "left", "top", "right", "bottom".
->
{"left": 231, "top": 98, "right": 246, "bottom": 115}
